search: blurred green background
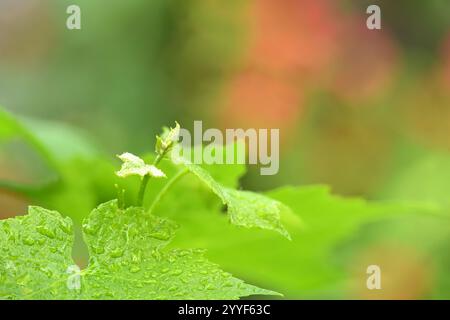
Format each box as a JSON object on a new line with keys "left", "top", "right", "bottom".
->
{"left": 1, "top": 0, "right": 449, "bottom": 299}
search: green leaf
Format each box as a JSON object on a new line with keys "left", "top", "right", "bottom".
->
{"left": 0, "top": 201, "right": 278, "bottom": 299}
{"left": 80, "top": 200, "right": 277, "bottom": 299}
{"left": 116, "top": 152, "right": 166, "bottom": 178}
{"left": 0, "top": 107, "right": 22, "bottom": 142}
{"left": 0, "top": 106, "right": 110, "bottom": 224}
{"left": 172, "top": 155, "right": 291, "bottom": 239}
{"left": 20, "top": 116, "right": 100, "bottom": 162}
{"left": 0, "top": 106, "right": 60, "bottom": 191}
{"left": 0, "top": 106, "right": 99, "bottom": 172}
{"left": 154, "top": 173, "right": 429, "bottom": 298}
{"left": 0, "top": 206, "right": 75, "bottom": 299}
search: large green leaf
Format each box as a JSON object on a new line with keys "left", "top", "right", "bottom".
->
{"left": 152, "top": 168, "right": 430, "bottom": 298}
{"left": 0, "top": 106, "right": 118, "bottom": 224}
{"left": 0, "top": 201, "right": 278, "bottom": 299}
{"left": 0, "top": 106, "right": 59, "bottom": 192}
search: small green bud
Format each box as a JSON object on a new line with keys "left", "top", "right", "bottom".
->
{"left": 155, "top": 122, "right": 180, "bottom": 155}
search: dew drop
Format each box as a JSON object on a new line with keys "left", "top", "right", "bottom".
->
{"left": 22, "top": 237, "right": 35, "bottom": 246}
{"left": 170, "top": 269, "right": 182, "bottom": 276}
{"left": 145, "top": 279, "right": 157, "bottom": 284}
{"left": 60, "top": 220, "right": 72, "bottom": 235}
{"left": 130, "top": 265, "right": 141, "bottom": 273}
{"left": 149, "top": 230, "right": 170, "bottom": 241}
{"left": 36, "top": 225, "right": 55, "bottom": 239}
{"left": 93, "top": 246, "right": 105, "bottom": 254}
{"left": 161, "top": 268, "right": 169, "bottom": 273}
{"left": 39, "top": 267, "right": 53, "bottom": 277}
{"left": 110, "top": 248, "right": 124, "bottom": 258}
{"left": 82, "top": 223, "right": 98, "bottom": 236}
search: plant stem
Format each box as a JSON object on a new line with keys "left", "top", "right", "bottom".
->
{"left": 137, "top": 175, "right": 149, "bottom": 207}
{"left": 136, "top": 150, "right": 167, "bottom": 207}
{"left": 148, "top": 169, "right": 189, "bottom": 214}
{"left": 115, "top": 184, "right": 125, "bottom": 209}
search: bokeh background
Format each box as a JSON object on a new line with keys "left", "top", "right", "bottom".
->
{"left": 1, "top": 0, "right": 449, "bottom": 299}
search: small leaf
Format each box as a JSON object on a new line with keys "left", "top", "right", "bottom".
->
{"left": 116, "top": 152, "right": 165, "bottom": 178}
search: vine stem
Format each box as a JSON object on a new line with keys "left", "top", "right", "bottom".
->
{"left": 148, "top": 169, "right": 189, "bottom": 215}
{"left": 137, "top": 175, "right": 149, "bottom": 207}
{"left": 136, "top": 150, "right": 166, "bottom": 207}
